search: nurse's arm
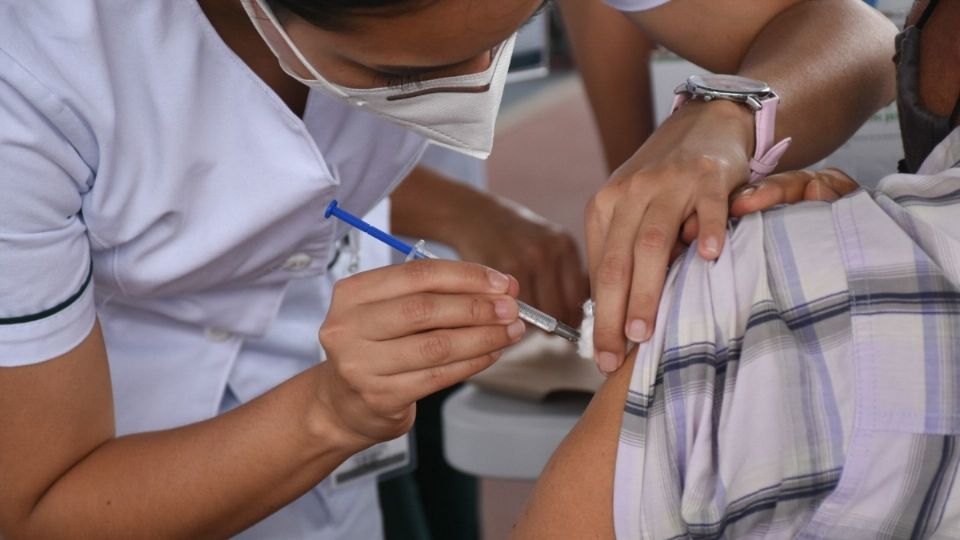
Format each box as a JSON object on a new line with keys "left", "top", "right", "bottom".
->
{"left": 625, "top": 0, "right": 897, "bottom": 169}
{"left": 573, "top": 0, "right": 897, "bottom": 373}
{"left": 0, "top": 259, "right": 521, "bottom": 539}
{"left": 0, "top": 322, "right": 364, "bottom": 539}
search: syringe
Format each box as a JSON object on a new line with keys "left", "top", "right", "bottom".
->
{"left": 325, "top": 200, "right": 581, "bottom": 343}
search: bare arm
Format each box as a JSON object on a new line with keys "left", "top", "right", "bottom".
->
{"left": 628, "top": 0, "right": 897, "bottom": 168}
{"left": 0, "top": 259, "right": 524, "bottom": 539}
{"left": 0, "top": 323, "right": 362, "bottom": 539}
{"left": 573, "top": 0, "right": 896, "bottom": 373}
{"left": 557, "top": 0, "right": 657, "bottom": 172}
{"left": 511, "top": 354, "right": 635, "bottom": 540}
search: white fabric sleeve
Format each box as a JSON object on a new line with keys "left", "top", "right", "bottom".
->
{"left": 603, "top": 0, "right": 671, "bottom": 12}
{"left": 0, "top": 48, "right": 96, "bottom": 366}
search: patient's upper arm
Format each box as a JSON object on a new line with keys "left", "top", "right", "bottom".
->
{"left": 511, "top": 355, "right": 635, "bottom": 540}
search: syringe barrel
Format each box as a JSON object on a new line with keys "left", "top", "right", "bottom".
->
{"left": 517, "top": 302, "right": 557, "bottom": 333}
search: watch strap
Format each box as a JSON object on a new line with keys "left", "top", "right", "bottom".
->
{"left": 749, "top": 94, "right": 792, "bottom": 181}
{"left": 671, "top": 92, "right": 792, "bottom": 182}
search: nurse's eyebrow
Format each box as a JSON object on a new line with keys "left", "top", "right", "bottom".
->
{"left": 370, "top": 0, "right": 551, "bottom": 77}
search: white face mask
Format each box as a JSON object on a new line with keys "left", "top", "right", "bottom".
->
{"left": 241, "top": 0, "right": 516, "bottom": 160}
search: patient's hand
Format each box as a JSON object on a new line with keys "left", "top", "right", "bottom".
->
{"left": 447, "top": 194, "right": 589, "bottom": 327}
{"left": 677, "top": 168, "right": 859, "bottom": 253}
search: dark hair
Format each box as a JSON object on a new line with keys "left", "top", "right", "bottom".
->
{"left": 268, "top": 0, "right": 434, "bottom": 31}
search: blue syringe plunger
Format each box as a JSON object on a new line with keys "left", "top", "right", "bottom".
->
{"left": 325, "top": 200, "right": 416, "bottom": 256}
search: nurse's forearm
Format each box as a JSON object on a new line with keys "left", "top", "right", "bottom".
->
{"left": 22, "top": 363, "right": 363, "bottom": 539}
{"left": 735, "top": 0, "right": 897, "bottom": 169}
{"left": 629, "top": 0, "right": 897, "bottom": 170}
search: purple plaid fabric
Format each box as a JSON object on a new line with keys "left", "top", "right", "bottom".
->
{"left": 614, "top": 128, "right": 960, "bottom": 539}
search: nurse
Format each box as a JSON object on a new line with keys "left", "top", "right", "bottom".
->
{"left": 0, "top": 1, "right": 534, "bottom": 538}
{"left": 0, "top": 1, "right": 895, "bottom": 540}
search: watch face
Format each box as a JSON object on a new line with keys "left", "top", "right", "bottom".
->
{"left": 690, "top": 74, "right": 770, "bottom": 95}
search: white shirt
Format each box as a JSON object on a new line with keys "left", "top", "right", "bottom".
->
{"left": 603, "top": 0, "right": 670, "bottom": 11}
{"left": 0, "top": 1, "right": 426, "bottom": 538}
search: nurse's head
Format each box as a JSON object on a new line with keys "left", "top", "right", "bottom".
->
{"left": 241, "top": 0, "right": 545, "bottom": 157}
{"left": 251, "top": 0, "right": 546, "bottom": 89}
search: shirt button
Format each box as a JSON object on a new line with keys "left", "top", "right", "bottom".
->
{"left": 204, "top": 327, "right": 232, "bottom": 342}
{"left": 281, "top": 253, "right": 313, "bottom": 272}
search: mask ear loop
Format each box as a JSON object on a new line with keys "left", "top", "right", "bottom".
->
{"left": 244, "top": 0, "right": 350, "bottom": 97}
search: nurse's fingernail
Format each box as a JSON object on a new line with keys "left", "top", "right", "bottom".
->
{"left": 507, "top": 320, "right": 526, "bottom": 340}
{"left": 626, "top": 319, "right": 649, "bottom": 342}
{"left": 598, "top": 352, "right": 620, "bottom": 373}
{"left": 487, "top": 269, "right": 510, "bottom": 292}
{"left": 703, "top": 236, "right": 720, "bottom": 257}
{"left": 495, "top": 299, "right": 516, "bottom": 321}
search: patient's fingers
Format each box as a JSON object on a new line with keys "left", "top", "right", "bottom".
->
{"left": 804, "top": 179, "right": 840, "bottom": 201}
{"left": 730, "top": 168, "right": 859, "bottom": 217}
{"left": 806, "top": 168, "right": 859, "bottom": 201}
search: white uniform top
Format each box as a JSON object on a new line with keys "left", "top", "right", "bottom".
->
{"left": 603, "top": 0, "right": 670, "bottom": 11}
{"left": 0, "top": 1, "right": 427, "bottom": 537}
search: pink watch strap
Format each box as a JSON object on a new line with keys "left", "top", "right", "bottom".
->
{"left": 671, "top": 93, "right": 792, "bottom": 182}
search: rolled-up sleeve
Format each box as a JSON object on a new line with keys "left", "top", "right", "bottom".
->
{"left": 0, "top": 49, "right": 96, "bottom": 366}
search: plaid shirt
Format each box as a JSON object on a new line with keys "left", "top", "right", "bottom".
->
{"left": 614, "top": 128, "right": 960, "bottom": 539}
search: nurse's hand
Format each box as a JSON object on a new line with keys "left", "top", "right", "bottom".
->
{"left": 586, "top": 100, "right": 754, "bottom": 373}
{"left": 315, "top": 259, "right": 524, "bottom": 447}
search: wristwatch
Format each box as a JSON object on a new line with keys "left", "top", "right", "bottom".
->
{"left": 673, "top": 74, "right": 792, "bottom": 182}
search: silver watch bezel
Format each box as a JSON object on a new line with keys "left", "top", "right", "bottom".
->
{"left": 674, "top": 74, "right": 777, "bottom": 111}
